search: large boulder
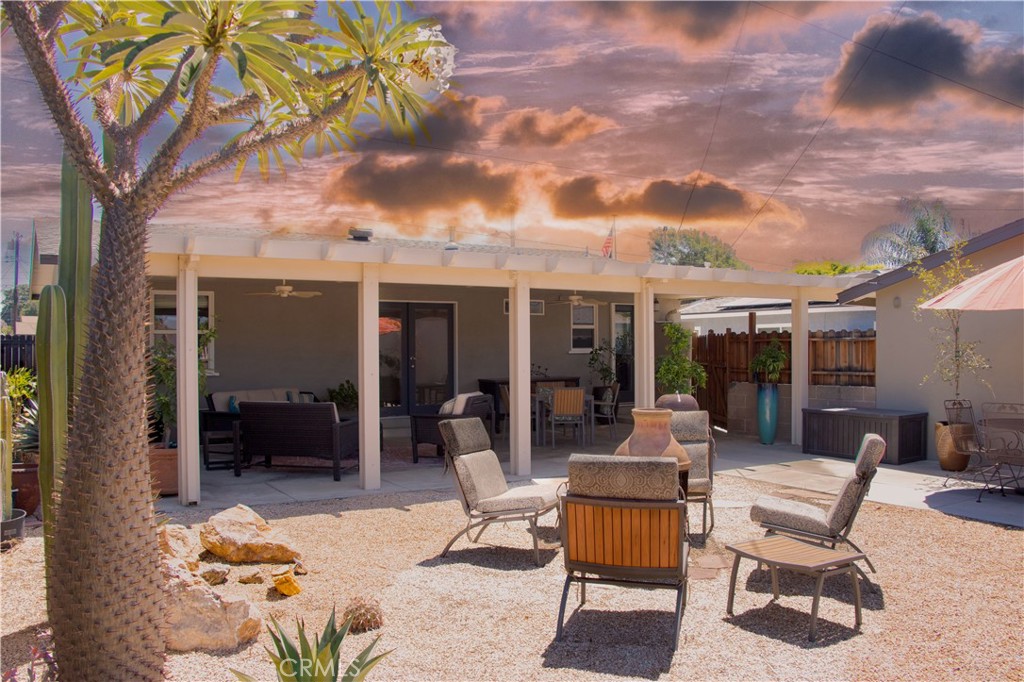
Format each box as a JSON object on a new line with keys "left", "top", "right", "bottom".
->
{"left": 161, "top": 556, "right": 262, "bottom": 652}
{"left": 199, "top": 504, "right": 301, "bottom": 564}
{"left": 158, "top": 524, "right": 203, "bottom": 573}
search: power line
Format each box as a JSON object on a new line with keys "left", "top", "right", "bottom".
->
{"left": 730, "top": 2, "right": 909, "bottom": 251}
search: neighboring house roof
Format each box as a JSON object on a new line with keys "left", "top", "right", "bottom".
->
{"left": 837, "top": 218, "right": 1024, "bottom": 305}
{"left": 676, "top": 297, "right": 864, "bottom": 314}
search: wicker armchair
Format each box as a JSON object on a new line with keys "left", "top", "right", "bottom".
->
{"left": 411, "top": 393, "right": 495, "bottom": 463}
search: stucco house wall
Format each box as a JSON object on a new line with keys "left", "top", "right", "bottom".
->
{"left": 872, "top": 236, "right": 1024, "bottom": 458}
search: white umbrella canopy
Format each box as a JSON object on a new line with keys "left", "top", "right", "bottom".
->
{"left": 919, "top": 255, "right": 1024, "bottom": 311}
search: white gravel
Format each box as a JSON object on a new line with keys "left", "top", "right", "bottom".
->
{"left": 2, "top": 474, "right": 1021, "bottom": 681}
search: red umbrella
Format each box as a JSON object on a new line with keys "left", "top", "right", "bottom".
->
{"left": 919, "top": 255, "right": 1023, "bottom": 311}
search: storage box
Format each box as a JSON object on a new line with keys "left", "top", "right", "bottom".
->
{"left": 802, "top": 408, "right": 927, "bottom": 465}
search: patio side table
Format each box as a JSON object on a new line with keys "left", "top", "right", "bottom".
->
{"left": 726, "top": 535, "right": 865, "bottom": 641}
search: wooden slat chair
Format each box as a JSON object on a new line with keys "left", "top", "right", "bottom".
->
{"left": 749, "top": 433, "right": 886, "bottom": 584}
{"left": 669, "top": 410, "right": 716, "bottom": 537}
{"left": 557, "top": 454, "right": 689, "bottom": 651}
{"left": 438, "top": 417, "right": 561, "bottom": 566}
{"left": 549, "top": 387, "right": 586, "bottom": 447}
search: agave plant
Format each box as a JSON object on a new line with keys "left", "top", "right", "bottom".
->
{"left": 232, "top": 609, "right": 389, "bottom": 682}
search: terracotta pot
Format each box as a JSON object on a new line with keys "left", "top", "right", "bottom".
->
{"left": 654, "top": 393, "right": 700, "bottom": 411}
{"left": 11, "top": 464, "right": 41, "bottom": 518}
{"left": 149, "top": 446, "right": 179, "bottom": 496}
{"left": 935, "top": 422, "right": 969, "bottom": 472}
{"left": 614, "top": 408, "right": 691, "bottom": 489}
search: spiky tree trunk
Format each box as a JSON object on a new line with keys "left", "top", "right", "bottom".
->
{"left": 49, "top": 200, "right": 165, "bottom": 679}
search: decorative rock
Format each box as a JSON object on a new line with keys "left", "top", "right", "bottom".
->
{"left": 293, "top": 560, "right": 308, "bottom": 575}
{"left": 158, "top": 524, "right": 202, "bottom": 573}
{"left": 271, "top": 566, "right": 302, "bottom": 596}
{"left": 161, "top": 556, "right": 262, "bottom": 652}
{"left": 238, "top": 570, "right": 264, "bottom": 584}
{"left": 199, "top": 504, "right": 301, "bottom": 564}
{"left": 201, "top": 567, "right": 230, "bottom": 586}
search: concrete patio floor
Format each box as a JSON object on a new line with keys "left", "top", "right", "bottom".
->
{"left": 159, "top": 424, "right": 1024, "bottom": 529}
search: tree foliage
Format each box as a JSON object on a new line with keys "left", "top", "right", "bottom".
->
{"left": 790, "top": 261, "right": 879, "bottom": 276}
{"left": 6, "top": 2, "right": 455, "bottom": 679}
{"left": 912, "top": 240, "right": 990, "bottom": 399}
{"left": 861, "top": 198, "right": 958, "bottom": 269}
{"left": 1, "top": 285, "right": 39, "bottom": 326}
{"left": 649, "top": 227, "right": 748, "bottom": 269}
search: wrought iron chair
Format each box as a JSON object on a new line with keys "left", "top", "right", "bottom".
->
{"left": 592, "top": 382, "right": 620, "bottom": 439}
{"left": 556, "top": 453, "right": 689, "bottom": 651}
{"left": 437, "top": 418, "right": 561, "bottom": 566}
{"left": 978, "top": 402, "right": 1024, "bottom": 499}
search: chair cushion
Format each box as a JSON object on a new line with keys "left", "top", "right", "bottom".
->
{"left": 825, "top": 477, "right": 866, "bottom": 534}
{"left": 452, "top": 450, "right": 508, "bottom": 509}
{"left": 670, "top": 410, "right": 710, "bottom": 442}
{"left": 438, "top": 398, "right": 457, "bottom": 415}
{"left": 568, "top": 454, "right": 679, "bottom": 501}
{"left": 476, "top": 480, "right": 561, "bottom": 513}
{"left": 452, "top": 391, "right": 484, "bottom": 415}
{"left": 687, "top": 477, "right": 711, "bottom": 495}
{"left": 438, "top": 418, "right": 491, "bottom": 457}
{"left": 854, "top": 434, "right": 887, "bottom": 476}
{"left": 750, "top": 495, "right": 830, "bottom": 536}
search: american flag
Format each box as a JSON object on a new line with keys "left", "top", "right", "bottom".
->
{"left": 601, "top": 227, "right": 614, "bottom": 258}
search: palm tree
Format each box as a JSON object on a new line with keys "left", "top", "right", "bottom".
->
{"left": 5, "top": 3, "right": 455, "bottom": 678}
{"left": 861, "top": 198, "right": 958, "bottom": 269}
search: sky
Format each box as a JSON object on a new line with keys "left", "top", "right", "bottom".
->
{"left": 1, "top": 1, "right": 1022, "bottom": 284}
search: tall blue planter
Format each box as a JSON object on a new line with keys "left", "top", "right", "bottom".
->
{"left": 756, "top": 383, "right": 779, "bottom": 445}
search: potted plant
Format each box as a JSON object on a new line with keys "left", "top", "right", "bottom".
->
{"left": 328, "top": 380, "right": 359, "bottom": 417}
{"left": 913, "top": 241, "right": 991, "bottom": 470}
{"left": 750, "top": 338, "right": 789, "bottom": 445}
{"left": 148, "top": 324, "right": 217, "bottom": 494}
{"left": 654, "top": 323, "right": 708, "bottom": 411}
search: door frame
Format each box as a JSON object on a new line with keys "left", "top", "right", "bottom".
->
{"left": 379, "top": 300, "right": 458, "bottom": 417}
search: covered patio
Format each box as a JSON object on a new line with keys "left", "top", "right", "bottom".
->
{"left": 146, "top": 227, "right": 875, "bottom": 506}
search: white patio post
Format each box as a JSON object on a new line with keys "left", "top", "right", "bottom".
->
{"left": 358, "top": 264, "right": 382, "bottom": 489}
{"left": 509, "top": 273, "right": 531, "bottom": 476}
{"left": 176, "top": 255, "right": 201, "bottom": 505}
{"left": 790, "top": 291, "right": 809, "bottom": 446}
{"left": 634, "top": 282, "right": 656, "bottom": 408}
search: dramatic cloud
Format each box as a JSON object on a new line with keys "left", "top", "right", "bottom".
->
{"left": 572, "top": 1, "right": 854, "bottom": 52}
{"left": 549, "top": 172, "right": 784, "bottom": 224}
{"left": 321, "top": 154, "right": 520, "bottom": 222}
{"left": 815, "top": 12, "right": 1024, "bottom": 127}
{"left": 495, "top": 106, "right": 617, "bottom": 148}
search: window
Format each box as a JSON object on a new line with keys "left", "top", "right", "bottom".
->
{"left": 151, "top": 291, "right": 216, "bottom": 370}
{"left": 502, "top": 299, "right": 545, "bottom": 315}
{"left": 570, "top": 304, "right": 596, "bottom": 353}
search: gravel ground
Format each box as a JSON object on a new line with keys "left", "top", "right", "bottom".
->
{"left": 2, "top": 474, "right": 1021, "bottom": 681}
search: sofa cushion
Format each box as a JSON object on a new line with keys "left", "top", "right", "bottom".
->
{"left": 210, "top": 388, "right": 301, "bottom": 412}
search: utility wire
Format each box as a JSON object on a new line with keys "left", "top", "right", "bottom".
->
{"left": 730, "top": 2, "right": 909, "bottom": 251}
{"left": 677, "top": 1, "right": 751, "bottom": 230}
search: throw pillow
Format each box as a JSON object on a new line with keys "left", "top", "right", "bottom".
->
{"left": 228, "top": 395, "right": 240, "bottom": 413}
{"left": 438, "top": 398, "right": 457, "bottom": 415}
{"left": 598, "top": 387, "right": 613, "bottom": 416}
{"left": 286, "top": 391, "right": 295, "bottom": 402}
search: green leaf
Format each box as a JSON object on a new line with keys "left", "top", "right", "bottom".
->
{"left": 230, "top": 43, "right": 248, "bottom": 81}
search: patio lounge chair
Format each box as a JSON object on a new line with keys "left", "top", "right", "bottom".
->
{"left": 411, "top": 392, "right": 494, "bottom": 463}
{"left": 670, "top": 410, "right": 716, "bottom": 537}
{"left": 556, "top": 453, "right": 689, "bottom": 651}
{"left": 749, "top": 433, "right": 886, "bottom": 582}
{"left": 437, "top": 417, "right": 561, "bottom": 566}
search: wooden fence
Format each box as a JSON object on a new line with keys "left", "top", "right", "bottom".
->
{"left": 1, "top": 335, "right": 37, "bottom": 372}
{"left": 692, "top": 329, "right": 876, "bottom": 427}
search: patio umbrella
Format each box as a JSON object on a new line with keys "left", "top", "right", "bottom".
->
{"left": 379, "top": 317, "right": 402, "bottom": 334}
{"left": 919, "top": 255, "right": 1024, "bottom": 311}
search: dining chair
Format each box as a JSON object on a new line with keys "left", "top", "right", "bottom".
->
{"left": 549, "top": 387, "right": 586, "bottom": 447}
{"left": 592, "top": 382, "right": 620, "bottom": 439}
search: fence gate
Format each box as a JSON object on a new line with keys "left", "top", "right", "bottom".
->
{"left": 1, "top": 335, "right": 36, "bottom": 373}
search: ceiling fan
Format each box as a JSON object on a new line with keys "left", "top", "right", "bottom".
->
{"left": 246, "top": 279, "right": 322, "bottom": 299}
{"left": 549, "top": 292, "right": 608, "bottom": 307}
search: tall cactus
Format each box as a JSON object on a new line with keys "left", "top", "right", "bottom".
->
{"left": 1, "top": 376, "right": 13, "bottom": 521}
{"left": 37, "top": 285, "right": 69, "bottom": 539}
{"left": 57, "top": 149, "right": 93, "bottom": 404}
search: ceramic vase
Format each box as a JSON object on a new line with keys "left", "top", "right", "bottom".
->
{"left": 614, "top": 408, "right": 691, "bottom": 490}
{"left": 756, "top": 383, "right": 779, "bottom": 445}
{"left": 654, "top": 393, "right": 700, "bottom": 411}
